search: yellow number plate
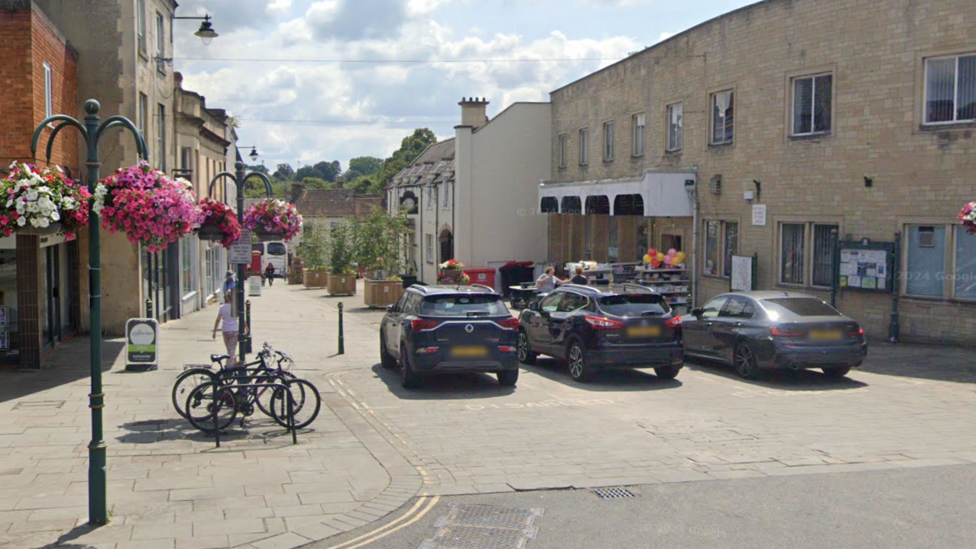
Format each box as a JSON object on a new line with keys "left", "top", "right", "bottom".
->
{"left": 626, "top": 326, "right": 661, "bottom": 338}
{"left": 809, "top": 330, "right": 842, "bottom": 340}
{"left": 450, "top": 346, "right": 488, "bottom": 357}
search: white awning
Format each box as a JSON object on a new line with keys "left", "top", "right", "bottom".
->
{"left": 539, "top": 169, "right": 696, "bottom": 217}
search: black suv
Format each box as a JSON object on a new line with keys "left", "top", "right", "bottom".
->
{"left": 380, "top": 285, "right": 521, "bottom": 388}
{"left": 517, "top": 284, "right": 684, "bottom": 382}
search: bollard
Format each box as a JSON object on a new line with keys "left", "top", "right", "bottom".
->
{"left": 145, "top": 298, "right": 152, "bottom": 319}
{"left": 244, "top": 300, "right": 253, "bottom": 354}
{"left": 338, "top": 302, "right": 345, "bottom": 355}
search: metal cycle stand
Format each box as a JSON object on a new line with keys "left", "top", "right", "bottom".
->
{"left": 209, "top": 381, "right": 300, "bottom": 449}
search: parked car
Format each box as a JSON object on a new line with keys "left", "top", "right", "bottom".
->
{"left": 379, "top": 284, "right": 520, "bottom": 388}
{"left": 517, "top": 284, "right": 684, "bottom": 382}
{"left": 681, "top": 291, "right": 868, "bottom": 379}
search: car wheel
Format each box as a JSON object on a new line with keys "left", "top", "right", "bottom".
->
{"left": 822, "top": 366, "right": 851, "bottom": 378}
{"left": 567, "top": 340, "right": 593, "bottom": 382}
{"left": 733, "top": 342, "right": 761, "bottom": 380}
{"left": 497, "top": 369, "right": 519, "bottom": 387}
{"left": 517, "top": 330, "right": 537, "bottom": 365}
{"left": 400, "top": 344, "right": 421, "bottom": 389}
{"left": 379, "top": 330, "right": 397, "bottom": 370}
{"left": 654, "top": 364, "right": 681, "bottom": 380}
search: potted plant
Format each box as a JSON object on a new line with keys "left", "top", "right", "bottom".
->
{"left": 95, "top": 161, "right": 201, "bottom": 252}
{"left": 356, "top": 207, "right": 407, "bottom": 307}
{"left": 438, "top": 259, "right": 466, "bottom": 284}
{"left": 326, "top": 220, "right": 357, "bottom": 295}
{"left": 196, "top": 197, "right": 241, "bottom": 247}
{"left": 0, "top": 161, "right": 92, "bottom": 237}
{"left": 298, "top": 222, "right": 329, "bottom": 288}
{"left": 288, "top": 256, "right": 304, "bottom": 285}
{"left": 243, "top": 198, "right": 302, "bottom": 242}
{"left": 960, "top": 201, "right": 976, "bottom": 235}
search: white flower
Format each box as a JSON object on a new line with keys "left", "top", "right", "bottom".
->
{"left": 16, "top": 217, "right": 26, "bottom": 227}
{"left": 5, "top": 200, "right": 11, "bottom": 208}
{"left": 50, "top": 211, "right": 60, "bottom": 222}
{"left": 37, "top": 218, "right": 49, "bottom": 228}
{"left": 55, "top": 165, "right": 63, "bottom": 173}
{"left": 26, "top": 190, "right": 38, "bottom": 201}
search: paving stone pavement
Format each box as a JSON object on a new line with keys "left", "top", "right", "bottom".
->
{"left": 0, "top": 281, "right": 421, "bottom": 549}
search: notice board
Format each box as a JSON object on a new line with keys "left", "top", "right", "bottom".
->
{"left": 838, "top": 240, "right": 894, "bottom": 293}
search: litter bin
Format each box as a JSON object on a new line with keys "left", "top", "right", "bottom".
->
{"left": 466, "top": 267, "right": 496, "bottom": 290}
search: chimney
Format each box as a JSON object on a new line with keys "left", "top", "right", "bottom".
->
{"left": 290, "top": 182, "right": 305, "bottom": 201}
{"left": 335, "top": 176, "right": 344, "bottom": 190}
{"left": 459, "top": 97, "right": 490, "bottom": 130}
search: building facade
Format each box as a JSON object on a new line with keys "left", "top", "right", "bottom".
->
{"left": 0, "top": 0, "right": 81, "bottom": 368}
{"left": 389, "top": 99, "right": 551, "bottom": 288}
{"left": 546, "top": 0, "right": 976, "bottom": 343}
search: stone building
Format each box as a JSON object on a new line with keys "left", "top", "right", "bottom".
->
{"left": 545, "top": 0, "right": 976, "bottom": 343}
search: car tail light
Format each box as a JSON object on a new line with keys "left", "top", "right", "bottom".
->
{"left": 664, "top": 316, "right": 682, "bottom": 327}
{"left": 498, "top": 317, "right": 519, "bottom": 330}
{"left": 415, "top": 347, "right": 439, "bottom": 354}
{"left": 410, "top": 319, "right": 441, "bottom": 332}
{"left": 770, "top": 326, "right": 803, "bottom": 337}
{"left": 848, "top": 326, "right": 865, "bottom": 337}
{"left": 584, "top": 315, "right": 623, "bottom": 330}
{"left": 498, "top": 345, "right": 516, "bottom": 353}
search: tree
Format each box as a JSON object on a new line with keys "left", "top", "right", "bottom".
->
{"left": 348, "top": 156, "right": 382, "bottom": 177}
{"left": 327, "top": 221, "right": 356, "bottom": 274}
{"left": 374, "top": 128, "right": 437, "bottom": 191}
{"left": 296, "top": 222, "right": 327, "bottom": 270}
{"left": 314, "top": 160, "right": 341, "bottom": 182}
{"left": 354, "top": 206, "right": 409, "bottom": 278}
{"left": 246, "top": 163, "right": 269, "bottom": 176}
{"left": 273, "top": 163, "right": 295, "bottom": 180}
{"left": 295, "top": 165, "right": 318, "bottom": 180}
{"left": 301, "top": 177, "right": 333, "bottom": 190}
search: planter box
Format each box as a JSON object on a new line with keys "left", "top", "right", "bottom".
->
{"left": 303, "top": 270, "right": 329, "bottom": 288}
{"left": 439, "top": 269, "right": 463, "bottom": 284}
{"left": 288, "top": 268, "right": 304, "bottom": 285}
{"left": 327, "top": 273, "right": 357, "bottom": 296}
{"left": 364, "top": 279, "right": 404, "bottom": 308}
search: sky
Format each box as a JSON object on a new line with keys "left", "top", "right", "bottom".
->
{"left": 172, "top": 0, "right": 759, "bottom": 173}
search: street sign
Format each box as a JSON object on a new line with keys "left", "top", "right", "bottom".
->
{"left": 230, "top": 229, "right": 252, "bottom": 264}
{"left": 125, "top": 318, "right": 159, "bottom": 372}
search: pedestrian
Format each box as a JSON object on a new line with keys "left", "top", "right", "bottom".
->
{"left": 535, "top": 267, "right": 565, "bottom": 293}
{"left": 212, "top": 293, "right": 240, "bottom": 366}
{"left": 571, "top": 266, "right": 588, "bottom": 285}
{"left": 222, "top": 270, "right": 235, "bottom": 297}
{"left": 264, "top": 262, "right": 276, "bottom": 287}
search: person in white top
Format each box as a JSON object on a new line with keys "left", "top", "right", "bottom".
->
{"left": 212, "top": 293, "right": 241, "bottom": 366}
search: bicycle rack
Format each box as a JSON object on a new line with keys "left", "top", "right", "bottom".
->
{"left": 208, "top": 381, "right": 300, "bottom": 448}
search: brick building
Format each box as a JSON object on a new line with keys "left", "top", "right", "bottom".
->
{"left": 0, "top": 0, "right": 81, "bottom": 367}
{"left": 544, "top": 0, "right": 976, "bottom": 344}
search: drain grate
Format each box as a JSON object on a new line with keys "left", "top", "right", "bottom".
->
{"left": 420, "top": 525, "right": 535, "bottom": 549}
{"left": 592, "top": 487, "right": 636, "bottom": 499}
{"left": 13, "top": 400, "right": 65, "bottom": 410}
{"left": 435, "top": 504, "right": 544, "bottom": 530}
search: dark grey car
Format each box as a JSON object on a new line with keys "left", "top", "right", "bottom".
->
{"left": 681, "top": 291, "right": 868, "bottom": 379}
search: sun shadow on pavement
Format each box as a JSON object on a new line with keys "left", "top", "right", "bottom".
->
{"left": 685, "top": 358, "right": 869, "bottom": 391}
{"left": 522, "top": 358, "right": 683, "bottom": 391}
{"left": 0, "top": 338, "right": 125, "bottom": 404}
{"left": 857, "top": 342, "right": 976, "bottom": 384}
{"left": 116, "top": 416, "right": 300, "bottom": 447}
{"left": 370, "top": 363, "right": 517, "bottom": 400}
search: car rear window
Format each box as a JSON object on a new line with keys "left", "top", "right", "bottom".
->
{"left": 598, "top": 294, "right": 670, "bottom": 317}
{"left": 762, "top": 298, "right": 841, "bottom": 317}
{"left": 421, "top": 295, "right": 508, "bottom": 317}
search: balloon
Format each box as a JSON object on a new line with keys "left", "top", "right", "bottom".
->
{"left": 673, "top": 257, "right": 684, "bottom": 266}
{"left": 650, "top": 259, "right": 662, "bottom": 268}
{"left": 668, "top": 248, "right": 677, "bottom": 256}
{"left": 676, "top": 251, "right": 686, "bottom": 261}
{"left": 656, "top": 252, "right": 665, "bottom": 261}
{"left": 648, "top": 248, "right": 658, "bottom": 257}
{"left": 643, "top": 254, "right": 652, "bottom": 263}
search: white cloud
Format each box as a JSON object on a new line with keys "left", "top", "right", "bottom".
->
{"left": 267, "top": 0, "right": 293, "bottom": 13}
{"left": 406, "top": 0, "right": 459, "bottom": 17}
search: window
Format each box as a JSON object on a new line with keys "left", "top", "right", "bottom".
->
{"left": 558, "top": 293, "right": 588, "bottom": 313}
{"left": 720, "top": 296, "right": 756, "bottom": 319}
{"left": 155, "top": 11, "right": 165, "bottom": 72}
{"left": 138, "top": 93, "right": 148, "bottom": 137}
{"left": 156, "top": 103, "right": 166, "bottom": 171}
{"left": 812, "top": 224, "right": 838, "bottom": 287}
{"left": 598, "top": 294, "right": 669, "bottom": 317}
{"left": 442, "top": 182, "right": 450, "bottom": 208}
{"left": 421, "top": 295, "right": 508, "bottom": 317}
{"left": 792, "top": 74, "right": 832, "bottom": 135}
{"left": 426, "top": 187, "right": 433, "bottom": 209}
{"left": 578, "top": 129, "right": 588, "bottom": 165}
{"left": 425, "top": 234, "right": 434, "bottom": 264}
{"left": 925, "top": 54, "right": 976, "bottom": 124}
{"left": 667, "top": 103, "right": 682, "bottom": 151}
{"left": 43, "top": 62, "right": 53, "bottom": 119}
{"left": 267, "top": 243, "right": 286, "bottom": 256}
{"left": 180, "top": 147, "right": 193, "bottom": 172}
{"left": 137, "top": 0, "right": 147, "bottom": 54}
{"left": 700, "top": 296, "right": 730, "bottom": 319}
{"left": 558, "top": 134, "right": 567, "bottom": 168}
{"left": 603, "top": 122, "right": 614, "bottom": 161}
{"left": 632, "top": 113, "right": 645, "bottom": 156}
{"left": 954, "top": 227, "right": 976, "bottom": 300}
{"left": 762, "top": 298, "right": 840, "bottom": 317}
{"left": 711, "top": 90, "right": 734, "bottom": 144}
{"left": 703, "top": 220, "right": 737, "bottom": 278}
{"left": 181, "top": 238, "right": 192, "bottom": 296}
{"left": 780, "top": 223, "right": 806, "bottom": 284}
{"left": 906, "top": 225, "right": 946, "bottom": 297}
{"left": 540, "top": 293, "right": 563, "bottom": 313}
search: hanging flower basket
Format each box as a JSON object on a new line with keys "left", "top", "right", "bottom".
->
{"left": 196, "top": 198, "right": 241, "bottom": 247}
{"left": 243, "top": 199, "right": 302, "bottom": 242}
{"left": 94, "top": 162, "right": 202, "bottom": 253}
{"left": 0, "top": 161, "right": 92, "bottom": 238}
{"left": 959, "top": 201, "right": 976, "bottom": 235}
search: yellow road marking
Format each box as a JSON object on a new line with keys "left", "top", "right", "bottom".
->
{"left": 324, "top": 495, "right": 440, "bottom": 549}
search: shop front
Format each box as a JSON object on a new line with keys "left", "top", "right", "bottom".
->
{"left": 539, "top": 170, "right": 698, "bottom": 311}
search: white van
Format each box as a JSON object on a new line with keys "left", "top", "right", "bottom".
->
{"left": 251, "top": 241, "right": 288, "bottom": 278}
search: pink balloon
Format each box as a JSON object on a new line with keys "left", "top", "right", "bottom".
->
{"left": 668, "top": 248, "right": 677, "bottom": 255}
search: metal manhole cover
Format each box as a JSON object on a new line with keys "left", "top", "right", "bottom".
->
{"left": 13, "top": 400, "right": 65, "bottom": 410}
{"left": 435, "top": 504, "right": 544, "bottom": 530}
{"left": 420, "top": 525, "right": 536, "bottom": 549}
{"left": 592, "top": 487, "right": 635, "bottom": 499}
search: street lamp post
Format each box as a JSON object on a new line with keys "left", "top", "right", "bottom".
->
{"left": 30, "top": 99, "right": 149, "bottom": 526}
{"left": 209, "top": 162, "right": 273, "bottom": 363}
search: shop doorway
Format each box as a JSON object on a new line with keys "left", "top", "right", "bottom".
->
{"left": 440, "top": 229, "right": 454, "bottom": 262}
{"left": 45, "top": 245, "right": 62, "bottom": 348}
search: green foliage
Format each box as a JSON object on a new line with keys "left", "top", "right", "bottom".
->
{"left": 373, "top": 128, "right": 437, "bottom": 193}
{"left": 301, "top": 177, "right": 335, "bottom": 190}
{"left": 347, "top": 156, "right": 382, "bottom": 178}
{"left": 296, "top": 222, "right": 327, "bottom": 270}
{"left": 353, "top": 206, "right": 409, "bottom": 278}
{"left": 273, "top": 163, "right": 295, "bottom": 180}
{"left": 327, "top": 220, "right": 356, "bottom": 274}
{"left": 246, "top": 164, "right": 270, "bottom": 175}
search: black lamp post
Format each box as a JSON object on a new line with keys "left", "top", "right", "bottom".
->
{"left": 30, "top": 100, "right": 148, "bottom": 526}
{"left": 208, "top": 162, "right": 273, "bottom": 363}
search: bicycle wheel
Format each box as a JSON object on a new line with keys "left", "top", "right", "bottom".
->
{"left": 270, "top": 379, "right": 321, "bottom": 430}
{"left": 172, "top": 369, "right": 217, "bottom": 419}
{"left": 255, "top": 371, "right": 297, "bottom": 418}
{"left": 185, "top": 382, "right": 237, "bottom": 433}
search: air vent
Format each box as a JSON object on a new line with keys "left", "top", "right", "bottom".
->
{"left": 709, "top": 174, "right": 722, "bottom": 195}
{"left": 918, "top": 226, "right": 935, "bottom": 248}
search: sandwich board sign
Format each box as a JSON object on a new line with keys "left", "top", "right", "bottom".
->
{"left": 125, "top": 318, "right": 159, "bottom": 372}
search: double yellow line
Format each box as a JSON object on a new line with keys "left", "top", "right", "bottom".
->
{"left": 323, "top": 495, "right": 441, "bottom": 549}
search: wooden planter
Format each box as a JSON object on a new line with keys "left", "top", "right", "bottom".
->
{"left": 303, "top": 270, "right": 329, "bottom": 288}
{"left": 364, "top": 279, "right": 404, "bottom": 308}
{"left": 439, "top": 269, "right": 463, "bottom": 284}
{"left": 288, "top": 267, "right": 304, "bottom": 285}
{"left": 327, "top": 273, "right": 357, "bottom": 296}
